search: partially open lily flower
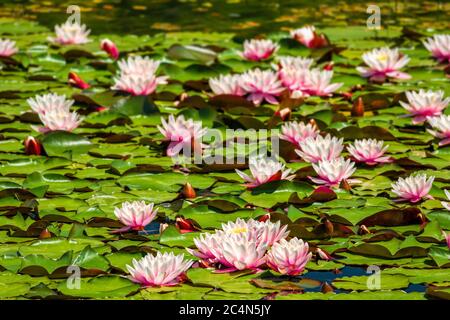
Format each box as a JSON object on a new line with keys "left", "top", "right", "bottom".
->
{"left": 48, "top": 21, "right": 91, "bottom": 45}
{"left": 347, "top": 139, "right": 392, "bottom": 165}
{"left": 112, "top": 73, "right": 167, "bottom": 96}
{"left": 274, "top": 56, "right": 314, "bottom": 70}
{"left": 114, "top": 201, "right": 158, "bottom": 231}
{"left": 0, "top": 38, "right": 18, "bottom": 57}
{"left": 27, "top": 93, "right": 73, "bottom": 115}
{"left": 209, "top": 74, "right": 245, "bottom": 96}
{"left": 400, "top": 90, "right": 449, "bottom": 124}
{"left": 158, "top": 114, "right": 207, "bottom": 157}
{"left": 280, "top": 121, "right": 320, "bottom": 148}
{"left": 117, "top": 56, "right": 161, "bottom": 76}
{"left": 240, "top": 39, "right": 279, "bottom": 61}
{"left": 442, "top": 190, "right": 450, "bottom": 211}
{"left": 241, "top": 69, "right": 285, "bottom": 105}
{"left": 235, "top": 156, "right": 295, "bottom": 188}
{"left": 68, "top": 71, "right": 90, "bottom": 89}
{"left": 33, "top": 109, "right": 83, "bottom": 133}
{"left": 427, "top": 115, "right": 450, "bottom": 146}
{"left": 100, "top": 38, "right": 119, "bottom": 60}
{"left": 309, "top": 157, "right": 357, "bottom": 187}
{"left": 302, "top": 69, "right": 343, "bottom": 97}
{"left": 357, "top": 47, "right": 411, "bottom": 81}
{"left": 290, "top": 26, "right": 328, "bottom": 48}
{"left": 267, "top": 238, "right": 312, "bottom": 276}
{"left": 212, "top": 232, "right": 267, "bottom": 273}
{"left": 127, "top": 252, "right": 193, "bottom": 287}
{"left": 423, "top": 34, "right": 450, "bottom": 64}
{"left": 391, "top": 174, "right": 434, "bottom": 203}
{"left": 296, "top": 135, "right": 344, "bottom": 163}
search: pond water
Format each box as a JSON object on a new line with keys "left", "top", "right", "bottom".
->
{"left": 1, "top": 0, "right": 449, "bottom": 35}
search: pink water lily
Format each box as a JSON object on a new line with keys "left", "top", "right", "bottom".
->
{"left": 267, "top": 237, "right": 312, "bottom": 276}
{"left": 127, "top": 252, "right": 193, "bottom": 287}
{"left": 427, "top": 115, "right": 450, "bottom": 146}
{"left": 0, "top": 38, "right": 18, "bottom": 57}
{"left": 240, "top": 39, "right": 279, "bottom": 61}
{"left": 235, "top": 156, "right": 295, "bottom": 188}
{"left": 391, "top": 174, "right": 434, "bottom": 203}
{"left": 48, "top": 21, "right": 91, "bottom": 45}
{"left": 347, "top": 139, "right": 392, "bottom": 165}
{"left": 278, "top": 67, "right": 309, "bottom": 96}
{"left": 301, "top": 69, "right": 343, "bottom": 97}
{"left": 221, "top": 218, "right": 289, "bottom": 246}
{"left": 212, "top": 232, "right": 267, "bottom": 273}
{"left": 400, "top": 90, "right": 449, "bottom": 124}
{"left": 100, "top": 38, "right": 119, "bottom": 60}
{"left": 290, "top": 26, "right": 328, "bottom": 48}
{"left": 274, "top": 56, "right": 314, "bottom": 70}
{"left": 309, "top": 157, "right": 357, "bottom": 187}
{"left": 280, "top": 121, "right": 319, "bottom": 148}
{"left": 117, "top": 56, "right": 161, "bottom": 76}
{"left": 112, "top": 73, "right": 167, "bottom": 96}
{"left": 357, "top": 47, "right": 411, "bottom": 81}
{"left": 33, "top": 109, "right": 83, "bottom": 133}
{"left": 27, "top": 93, "right": 73, "bottom": 115}
{"left": 158, "top": 114, "right": 207, "bottom": 157}
{"left": 423, "top": 34, "right": 450, "bottom": 64}
{"left": 113, "top": 201, "right": 158, "bottom": 231}
{"left": 440, "top": 190, "right": 450, "bottom": 211}
{"left": 241, "top": 69, "right": 285, "bottom": 105}
{"left": 209, "top": 74, "right": 245, "bottom": 96}
{"left": 296, "top": 134, "right": 344, "bottom": 163}
{"left": 187, "top": 232, "right": 223, "bottom": 266}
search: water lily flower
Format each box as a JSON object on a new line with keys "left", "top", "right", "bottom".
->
{"left": 347, "top": 139, "right": 392, "bottom": 165}
{"left": 127, "top": 252, "right": 193, "bottom": 287}
{"left": 23, "top": 136, "right": 42, "bottom": 156}
{"left": 235, "top": 156, "right": 295, "bottom": 188}
{"left": 400, "top": 90, "right": 449, "bottom": 124}
{"left": 423, "top": 34, "right": 450, "bottom": 64}
{"left": 274, "top": 56, "right": 314, "bottom": 70}
{"left": 221, "top": 218, "right": 289, "bottom": 246}
{"left": 427, "top": 115, "right": 450, "bottom": 146}
{"left": 111, "top": 73, "right": 167, "bottom": 96}
{"left": 27, "top": 93, "right": 73, "bottom": 115}
{"left": 157, "top": 114, "right": 207, "bottom": 157}
{"left": 114, "top": 201, "right": 158, "bottom": 231}
{"left": 267, "top": 238, "right": 312, "bottom": 276}
{"left": 442, "top": 190, "right": 450, "bottom": 211}
{"left": 0, "top": 38, "right": 18, "bottom": 57}
{"left": 240, "top": 39, "right": 279, "bottom": 61}
{"left": 357, "top": 47, "right": 411, "bottom": 81}
{"left": 213, "top": 232, "right": 267, "bottom": 272}
{"left": 296, "top": 135, "right": 344, "bottom": 163}
{"left": 48, "top": 21, "right": 91, "bottom": 45}
{"left": 391, "top": 174, "right": 434, "bottom": 203}
{"left": 290, "top": 26, "right": 328, "bottom": 48}
{"left": 100, "top": 38, "right": 119, "bottom": 60}
{"left": 240, "top": 69, "right": 285, "bottom": 105}
{"left": 187, "top": 232, "right": 223, "bottom": 266}
{"left": 68, "top": 71, "right": 90, "bottom": 89}
{"left": 278, "top": 67, "right": 309, "bottom": 96}
{"left": 33, "top": 109, "right": 83, "bottom": 133}
{"left": 302, "top": 69, "right": 343, "bottom": 97}
{"left": 117, "top": 56, "right": 161, "bottom": 76}
{"left": 209, "top": 74, "right": 245, "bottom": 96}
{"left": 309, "top": 157, "right": 357, "bottom": 187}
{"left": 280, "top": 121, "right": 320, "bottom": 148}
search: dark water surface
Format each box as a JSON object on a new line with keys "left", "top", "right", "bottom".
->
{"left": 0, "top": 0, "right": 448, "bottom": 35}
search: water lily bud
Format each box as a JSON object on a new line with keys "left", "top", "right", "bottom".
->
{"left": 23, "top": 136, "right": 42, "bottom": 156}
{"left": 159, "top": 223, "right": 169, "bottom": 234}
{"left": 39, "top": 228, "right": 51, "bottom": 239}
{"left": 100, "top": 38, "right": 119, "bottom": 60}
{"left": 277, "top": 107, "right": 291, "bottom": 121}
{"left": 324, "top": 219, "right": 334, "bottom": 234}
{"left": 308, "top": 118, "right": 318, "bottom": 130}
{"left": 352, "top": 97, "right": 365, "bottom": 117}
{"left": 316, "top": 247, "right": 333, "bottom": 261}
{"left": 358, "top": 224, "right": 371, "bottom": 235}
{"left": 323, "top": 62, "right": 334, "bottom": 71}
{"left": 182, "top": 182, "right": 196, "bottom": 199}
{"left": 258, "top": 213, "right": 271, "bottom": 222}
{"left": 321, "top": 282, "right": 334, "bottom": 293}
{"left": 68, "top": 71, "right": 90, "bottom": 89}
{"left": 176, "top": 217, "right": 197, "bottom": 233}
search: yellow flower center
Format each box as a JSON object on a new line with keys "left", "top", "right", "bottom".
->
{"left": 231, "top": 227, "right": 248, "bottom": 234}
